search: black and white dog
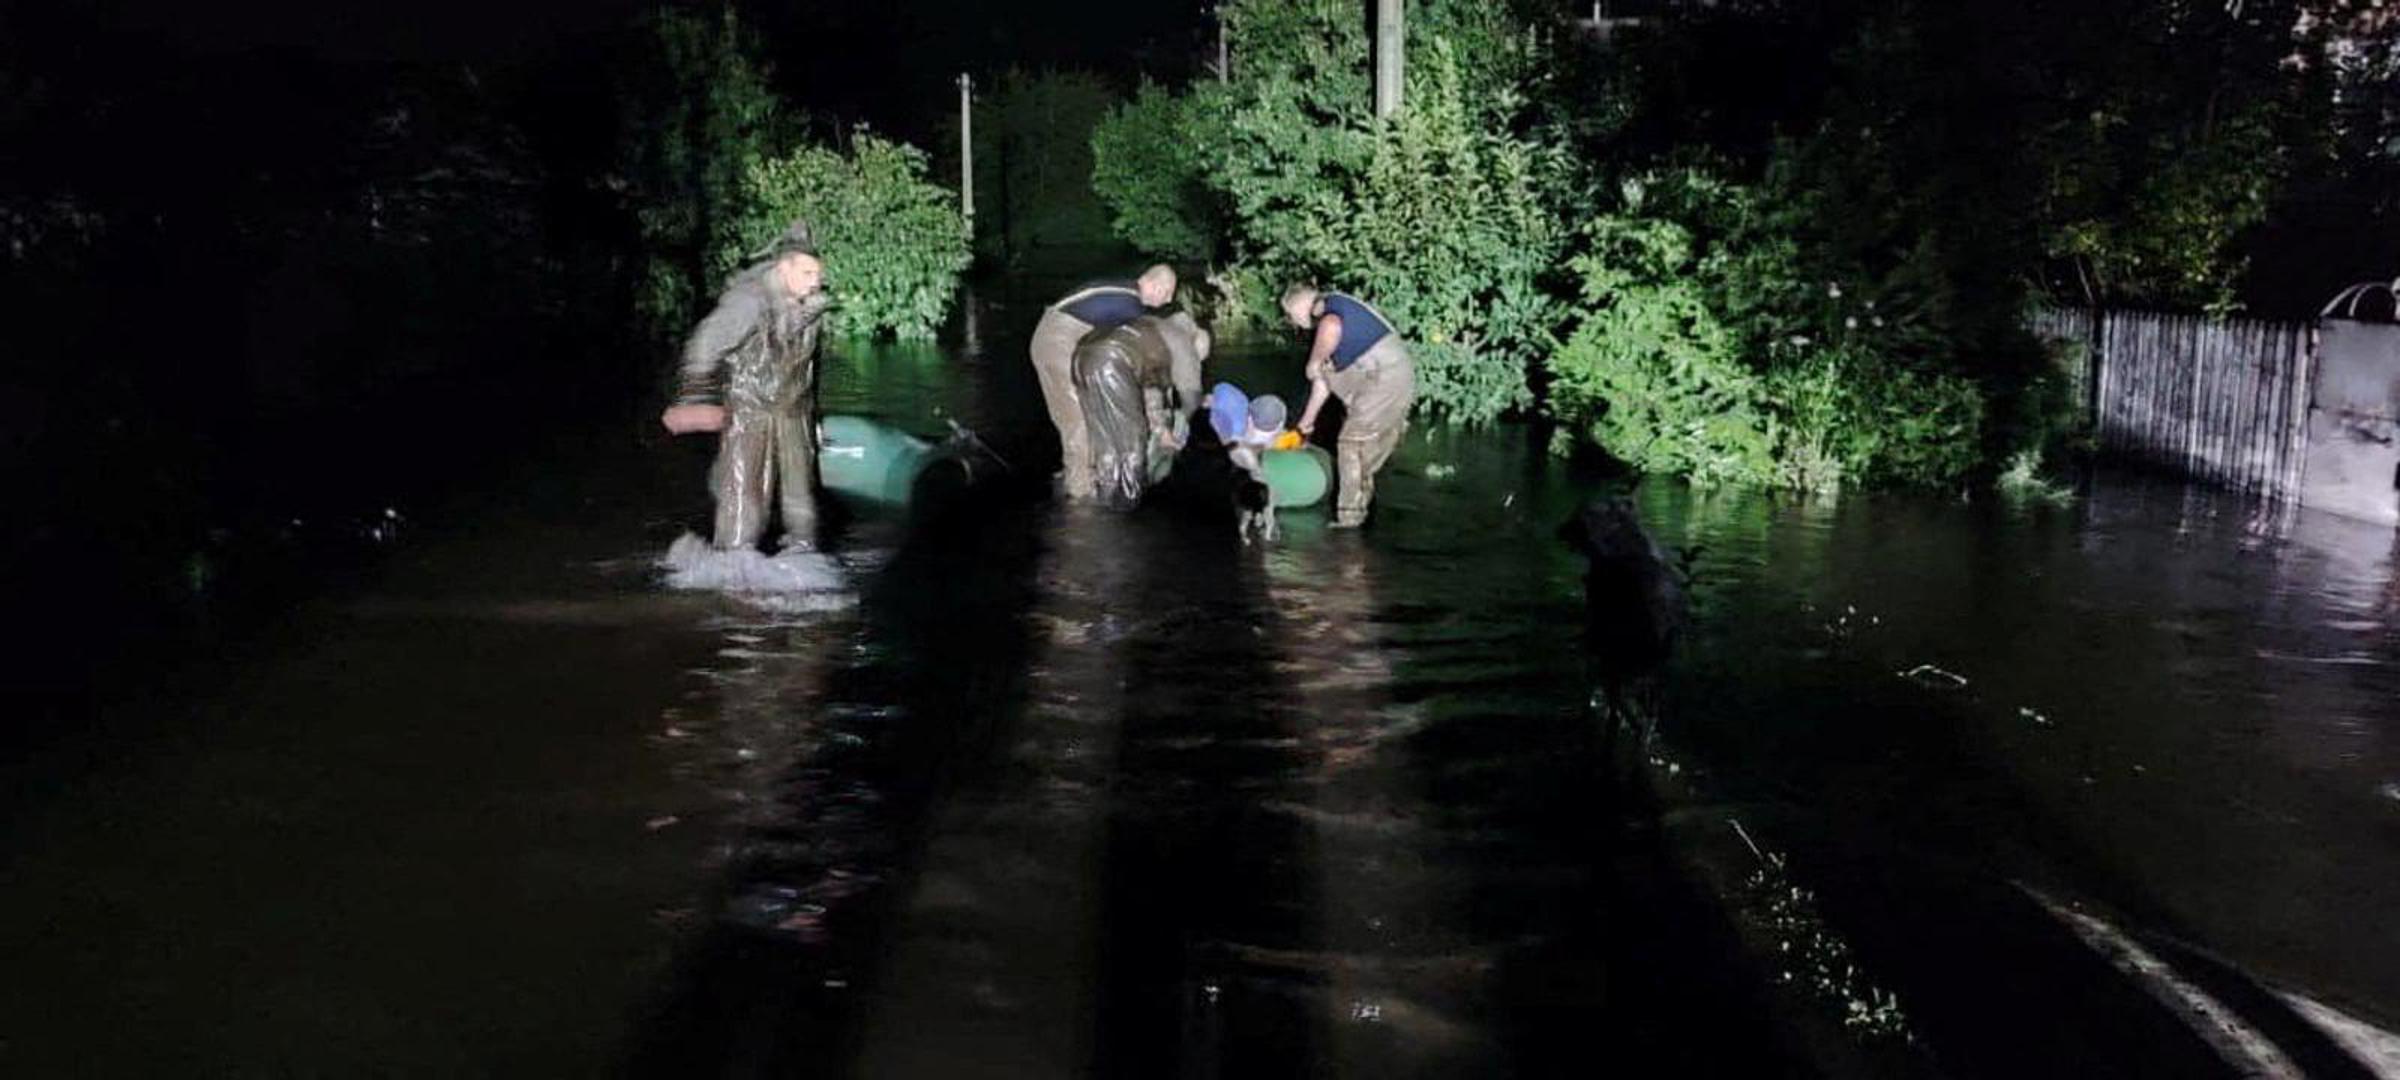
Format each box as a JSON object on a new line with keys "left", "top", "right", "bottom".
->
{"left": 1228, "top": 453, "right": 1286, "bottom": 544}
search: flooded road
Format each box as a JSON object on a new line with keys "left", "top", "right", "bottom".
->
{"left": 5, "top": 287, "right": 2397, "bottom": 1076}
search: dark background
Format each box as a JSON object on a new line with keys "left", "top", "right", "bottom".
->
{"left": 0, "top": 0, "right": 1210, "bottom": 736}
{"left": 3, "top": 0, "right": 2392, "bottom": 734}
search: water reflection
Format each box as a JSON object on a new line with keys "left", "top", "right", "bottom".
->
{"left": 638, "top": 289, "right": 2400, "bottom": 1072}
{"left": 1655, "top": 469, "right": 2400, "bottom": 1034}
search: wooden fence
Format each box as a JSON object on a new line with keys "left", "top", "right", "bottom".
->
{"left": 2032, "top": 306, "right": 2318, "bottom": 502}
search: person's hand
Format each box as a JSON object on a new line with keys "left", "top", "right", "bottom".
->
{"left": 1296, "top": 419, "right": 1316, "bottom": 440}
{"left": 661, "top": 404, "right": 728, "bottom": 434}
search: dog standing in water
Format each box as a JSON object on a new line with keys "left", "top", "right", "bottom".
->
{"left": 1222, "top": 393, "right": 1291, "bottom": 546}
{"left": 1234, "top": 469, "right": 1278, "bottom": 545}
{"left": 1562, "top": 491, "right": 1691, "bottom": 759}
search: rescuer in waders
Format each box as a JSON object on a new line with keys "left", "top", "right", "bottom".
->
{"left": 1284, "top": 283, "right": 1416, "bottom": 528}
{"left": 660, "top": 221, "right": 833, "bottom": 553}
{"left": 1030, "top": 265, "right": 1178, "bottom": 498}
{"left": 1072, "top": 309, "right": 1211, "bottom": 508}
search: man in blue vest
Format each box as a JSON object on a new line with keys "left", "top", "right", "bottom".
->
{"left": 1283, "top": 283, "right": 1417, "bottom": 528}
{"left": 1030, "top": 265, "right": 1177, "bottom": 498}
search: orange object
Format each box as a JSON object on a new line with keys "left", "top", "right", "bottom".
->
{"left": 1271, "top": 430, "right": 1304, "bottom": 451}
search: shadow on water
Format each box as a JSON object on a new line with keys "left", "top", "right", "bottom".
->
{"left": 628, "top": 482, "right": 1056, "bottom": 1076}
{"left": 628, "top": 321, "right": 1793, "bottom": 1078}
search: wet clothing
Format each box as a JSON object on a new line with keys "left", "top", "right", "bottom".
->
{"left": 1209, "top": 383, "right": 1251, "bottom": 444}
{"left": 1316, "top": 292, "right": 1397, "bottom": 373}
{"left": 1052, "top": 281, "right": 1148, "bottom": 329}
{"left": 1032, "top": 282, "right": 1172, "bottom": 497}
{"left": 1034, "top": 283, "right": 1202, "bottom": 499}
{"left": 1030, "top": 307, "right": 1102, "bottom": 497}
{"left": 1323, "top": 334, "right": 1414, "bottom": 527}
{"left": 675, "top": 263, "right": 833, "bottom": 551}
{"left": 1072, "top": 312, "right": 1205, "bottom": 509}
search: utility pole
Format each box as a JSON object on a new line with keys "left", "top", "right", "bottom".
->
{"left": 1215, "top": 5, "right": 1230, "bottom": 83}
{"left": 957, "top": 73, "right": 975, "bottom": 232}
{"left": 1373, "top": 0, "right": 1404, "bottom": 120}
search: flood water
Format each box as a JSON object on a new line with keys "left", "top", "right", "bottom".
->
{"left": 5, "top": 285, "right": 2397, "bottom": 1077}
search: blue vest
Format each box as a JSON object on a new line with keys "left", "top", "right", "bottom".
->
{"left": 1317, "top": 293, "right": 1395, "bottom": 371}
{"left": 1053, "top": 281, "right": 1147, "bottom": 328}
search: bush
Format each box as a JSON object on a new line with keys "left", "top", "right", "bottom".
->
{"left": 1548, "top": 184, "right": 1985, "bottom": 492}
{"left": 1211, "top": 22, "right": 1570, "bottom": 421}
{"left": 1089, "top": 82, "right": 1223, "bottom": 263}
{"left": 1768, "top": 344, "right": 1982, "bottom": 490}
{"left": 1326, "top": 38, "right": 1566, "bottom": 422}
{"left": 1544, "top": 218, "right": 1780, "bottom": 486}
{"left": 1086, "top": 0, "right": 1574, "bottom": 423}
{"left": 717, "top": 134, "right": 971, "bottom": 340}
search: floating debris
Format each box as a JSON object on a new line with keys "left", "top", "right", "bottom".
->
{"left": 2018, "top": 706, "right": 2055, "bottom": 727}
{"left": 1897, "top": 663, "right": 1969, "bottom": 689}
{"left": 1729, "top": 819, "right": 1914, "bottom": 1042}
{"left": 1423, "top": 463, "right": 1458, "bottom": 479}
{"left": 1822, "top": 603, "right": 1881, "bottom": 640}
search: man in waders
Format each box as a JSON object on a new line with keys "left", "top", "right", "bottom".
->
{"left": 1030, "top": 265, "right": 1178, "bottom": 498}
{"left": 1072, "top": 310, "right": 1211, "bottom": 507}
{"left": 1284, "top": 283, "right": 1416, "bottom": 528}
{"left": 660, "top": 221, "right": 833, "bottom": 552}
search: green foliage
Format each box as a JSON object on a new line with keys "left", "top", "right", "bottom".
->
{"left": 1328, "top": 39, "right": 1567, "bottom": 422}
{"left": 1202, "top": 3, "right": 1572, "bottom": 422}
{"left": 1081, "top": 0, "right": 1576, "bottom": 421}
{"left": 719, "top": 134, "right": 971, "bottom": 340}
{"left": 1547, "top": 176, "right": 1985, "bottom": 492}
{"left": 1545, "top": 218, "right": 1779, "bottom": 486}
{"left": 1089, "top": 82, "right": 1223, "bottom": 263}
{"left": 2042, "top": 106, "right": 2284, "bottom": 314}
{"left": 1997, "top": 448, "right": 2077, "bottom": 506}
{"left": 1075, "top": 0, "right": 2095, "bottom": 482}
{"left": 620, "top": 5, "right": 786, "bottom": 339}
{"left": 1774, "top": 346, "right": 1984, "bottom": 490}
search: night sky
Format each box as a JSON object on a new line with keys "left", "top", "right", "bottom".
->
{"left": 15, "top": 0, "right": 1213, "bottom": 140}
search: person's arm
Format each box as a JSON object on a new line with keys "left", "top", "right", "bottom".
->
{"left": 1295, "top": 314, "right": 1342, "bottom": 436}
{"left": 1145, "top": 387, "right": 1184, "bottom": 450}
{"left": 661, "top": 288, "right": 763, "bottom": 433}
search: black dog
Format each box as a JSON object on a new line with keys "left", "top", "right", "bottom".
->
{"left": 1560, "top": 493, "right": 1690, "bottom": 759}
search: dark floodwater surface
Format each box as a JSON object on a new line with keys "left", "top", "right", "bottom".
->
{"left": 5, "top": 289, "right": 2396, "bottom": 1077}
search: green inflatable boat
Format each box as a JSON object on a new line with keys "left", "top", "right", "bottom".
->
{"left": 817, "top": 414, "right": 940, "bottom": 506}
{"left": 1259, "top": 444, "right": 1334, "bottom": 509}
